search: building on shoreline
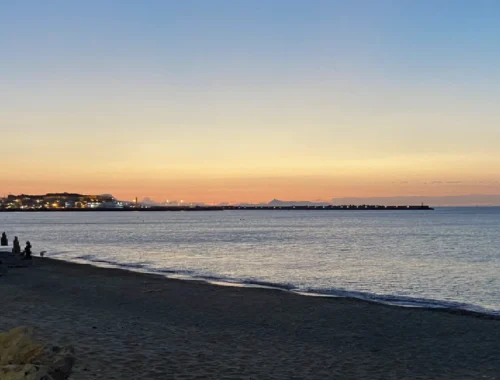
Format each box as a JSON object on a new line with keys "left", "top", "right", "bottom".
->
{"left": 0, "top": 193, "right": 126, "bottom": 210}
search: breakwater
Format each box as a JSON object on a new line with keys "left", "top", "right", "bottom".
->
{"left": 0, "top": 205, "right": 433, "bottom": 212}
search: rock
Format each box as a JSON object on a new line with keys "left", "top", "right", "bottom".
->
{"left": 0, "top": 328, "right": 75, "bottom": 380}
{"left": 0, "top": 364, "right": 52, "bottom": 380}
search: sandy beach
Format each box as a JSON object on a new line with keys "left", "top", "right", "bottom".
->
{"left": 1, "top": 258, "right": 500, "bottom": 379}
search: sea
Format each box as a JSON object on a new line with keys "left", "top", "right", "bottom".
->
{"left": 1, "top": 207, "right": 500, "bottom": 316}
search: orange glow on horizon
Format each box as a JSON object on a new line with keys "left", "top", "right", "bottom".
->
{"left": 2, "top": 174, "right": 499, "bottom": 205}
{"left": 1, "top": 149, "right": 499, "bottom": 204}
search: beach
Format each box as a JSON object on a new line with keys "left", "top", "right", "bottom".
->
{"left": 1, "top": 258, "right": 500, "bottom": 380}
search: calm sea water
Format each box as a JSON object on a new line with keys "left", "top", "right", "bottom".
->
{"left": 1, "top": 208, "right": 500, "bottom": 315}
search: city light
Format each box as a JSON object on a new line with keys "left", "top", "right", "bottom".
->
{"left": 0, "top": 193, "right": 127, "bottom": 210}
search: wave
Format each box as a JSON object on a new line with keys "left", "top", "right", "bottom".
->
{"left": 53, "top": 253, "right": 500, "bottom": 318}
{"left": 297, "top": 288, "right": 500, "bottom": 317}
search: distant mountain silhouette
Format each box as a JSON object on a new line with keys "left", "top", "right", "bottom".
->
{"left": 331, "top": 194, "right": 500, "bottom": 207}
{"left": 237, "top": 199, "right": 330, "bottom": 207}
{"left": 267, "top": 199, "right": 331, "bottom": 207}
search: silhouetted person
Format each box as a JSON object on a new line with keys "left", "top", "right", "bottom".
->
{"left": 23, "top": 241, "right": 32, "bottom": 260}
{"left": 12, "top": 236, "right": 21, "bottom": 255}
{"left": 0, "top": 232, "right": 7, "bottom": 246}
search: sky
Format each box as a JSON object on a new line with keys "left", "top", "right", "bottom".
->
{"left": 1, "top": 0, "right": 500, "bottom": 203}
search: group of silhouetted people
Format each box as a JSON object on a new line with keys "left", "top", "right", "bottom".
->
{"left": 1, "top": 232, "right": 32, "bottom": 260}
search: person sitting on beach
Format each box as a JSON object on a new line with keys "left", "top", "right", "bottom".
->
{"left": 1, "top": 232, "right": 7, "bottom": 246}
{"left": 23, "top": 241, "right": 32, "bottom": 260}
{"left": 12, "top": 236, "right": 21, "bottom": 255}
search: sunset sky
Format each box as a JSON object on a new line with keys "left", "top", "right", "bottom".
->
{"left": 1, "top": 1, "right": 499, "bottom": 203}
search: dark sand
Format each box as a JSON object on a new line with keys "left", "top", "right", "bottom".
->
{"left": 1, "top": 258, "right": 500, "bottom": 379}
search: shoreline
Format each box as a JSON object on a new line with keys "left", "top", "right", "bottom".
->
{"left": 2, "top": 257, "right": 500, "bottom": 379}
{"left": 47, "top": 256, "right": 500, "bottom": 320}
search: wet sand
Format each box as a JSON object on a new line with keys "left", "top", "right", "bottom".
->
{"left": 1, "top": 258, "right": 500, "bottom": 379}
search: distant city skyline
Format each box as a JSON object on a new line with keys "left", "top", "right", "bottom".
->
{"left": 2, "top": 1, "right": 499, "bottom": 201}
